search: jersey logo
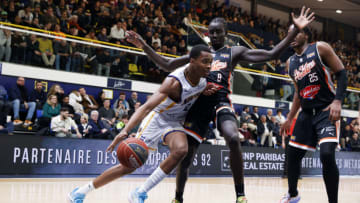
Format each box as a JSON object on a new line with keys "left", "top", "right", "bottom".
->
{"left": 293, "top": 60, "right": 316, "bottom": 81}
{"left": 300, "top": 85, "right": 320, "bottom": 99}
{"left": 307, "top": 52, "right": 315, "bottom": 59}
{"left": 211, "top": 60, "right": 227, "bottom": 71}
{"left": 220, "top": 53, "right": 230, "bottom": 58}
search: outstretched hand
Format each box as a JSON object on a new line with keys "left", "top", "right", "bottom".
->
{"left": 126, "top": 31, "right": 145, "bottom": 49}
{"left": 292, "top": 6, "right": 315, "bottom": 30}
{"left": 106, "top": 130, "right": 128, "bottom": 152}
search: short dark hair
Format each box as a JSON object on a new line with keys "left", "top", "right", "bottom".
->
{"left": 189, "top": 44, "right": 211, "bottom": 59}
{"left": 302, "top": 27, "right": 312, "bottom": 42}
{"left": 60, "top": 107, "right": 69, "bottom": 112}
{"left": 119, "top": 92, "right": 126, "bottom": 96}
{"left": 210, "top": 17, "right": 228, "bottom": 32}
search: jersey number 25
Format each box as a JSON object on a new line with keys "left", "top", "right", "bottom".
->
{"left": 309, "top": 72, "right": 318, "bottom": 83}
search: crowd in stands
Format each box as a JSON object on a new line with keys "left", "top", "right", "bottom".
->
{"left": 0, "top": 76, "right": 143, "bottom": 139}
{"left": 0, "top": 0, "right": 360, "bottom": 107}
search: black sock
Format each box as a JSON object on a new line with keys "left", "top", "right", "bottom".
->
{"left": 320, "top": 143, "right": 339, "bottom": 203}
{"left": 287, "top": 146, "right": 306, "bottom": 197}
{"left": 235, "top": 183, "right": 245, "bottom": 197}
{"left": 175, "top": 191, "right": 183, "bottom": 203}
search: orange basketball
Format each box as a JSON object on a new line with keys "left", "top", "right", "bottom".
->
{"left": 116, "top": 138, "right": 149, "bottom": 168}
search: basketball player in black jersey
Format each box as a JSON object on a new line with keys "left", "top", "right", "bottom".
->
{"left": 279, "top": 27, "right": 347, "bottom": 202}
{"left": 127, "top": 7, "right": 315, "bottom": 203}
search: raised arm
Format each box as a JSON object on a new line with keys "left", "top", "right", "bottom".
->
{"left": 126, "top": 31, "right": 190, "bottom": 72}
{"left": 317, "top": 41, "right": 347, "bottom": 121}
{"left": 106, "top": 77, "right": 181, "bottom": 152}
{"left": 232, "top": 6, "right": 315, "bottom": 64}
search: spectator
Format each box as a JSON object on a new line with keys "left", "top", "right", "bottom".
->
{"left": 51, "top": 107, "right": 82, "bottom": 138}
{"left": 0, "top": 84, "right": 12, "bottom": 124}
{"left": 29, "top": 81, "right": 47, "bottom": 109}
{"left": 11, "top": 32, "right": 27, "bottom": 63}
{"left": 18, "top": 5, "right": 33, "bottom": 26}
{"left": 275, "top": 109, "right": 286, "bottom": 124}
{"left": 347, "top": 92, "right": 359, "bottom": 110}
{"left": 69, "top": 90, "right": 84, "bottom": 114}
{"left": 341, "top": 124, "right": 352, "bottom": 149}
{"left": 113, "top": 92, "right": 130, "bottom": 111}
{"left": 239, "top": 122, "right": 256, "bottom": 147}
{"left": 114, "top": 100, "right": 127, "bottom": 119}
{"left": 128, "top": 101, "right": 141, "bottom": 118}
{"left": 110, "top": 21, "right": 125, "bottom": 42}
{"left": 80, "top": 44, "right": 98, "bottom": 74}
{"left": 270, "top": 116, "right": 281, "bottom": 147}
{"left": 257, "top": 115, "right": 273, "bottom": 147}
{"left": 96, "top": 91, "right": 106, "bottom": 108}
{"left": 54, "top": 40, "right": 71, "bottom": 71}
{"left": 43, "top": 7, "right": 58, "bottom": 27}
{"left": 33, "top": 4, "right": 44, "bottom": 26}
{"left": 38, "top": 36, "right": 56, "bottom": 68}
{"left": 266, "top": 109, "right": 273, "bottom": 122}
{"left": 127, "top": 91, "right": 138, "bottom": 111}
{"left": 0, "top": 29, "right": 12, "bottom": 62}
{"left": 25, "top": 34, "right": 42, "bottom": 65}
{"left": 97, "top": 49, "right": 112, "bottom": 76}
{"left": 79, "top": 87, "right": 98, "bottom": 114}
{"left": 98, "top": 99, "right": 116, "bottom": 130}
{"left": 68, "top": 15, "right": 87, "bottom": 36}
{"left": 152, "top": 32, "right": 161, "bottom": 47}
{"left": 87, "top": 110, "right": 111, "bottom": 139}
{"left": 77, "top": 114, "right": 90, "bottom": 138}
{"left": 85, "top": 29, "right": 98, "bottom": 41}
{"left": 251, "top": 106, "right": 260, "bottom": 124}
{"left": 9, "top": 77, "right": 36, "bottom": 126}
{"left": 48, "top": 84, "right": 64, "bottom": 103}
{"left": 97, "top": 27, "right": 109, "bottom": 42}
{"left": 240, "top": 106, "right": 252, "bottom": 124}
{"left": 69, "top": 42, "right": 84, "bottom": 72}
{"left": 59, "top": 11, "right": 69, "bottom": 33}
{"left": 42, "top": 95, "right": 61, "bottom": 118}
{"left": 350, "top": 132, "right": 360, "bottom": 151}
{"left": 110, "top": 52, "right": 129, "bottom": 78}
{"left": 61, "top": 95, "right": 80, "bottom": 123}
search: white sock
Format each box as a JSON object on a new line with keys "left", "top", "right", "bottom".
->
{"left": 138, "top": 167, "right": 167, "bottom": 193}
{"left": 76, "top": 181, "right": 95, "bottom": 194}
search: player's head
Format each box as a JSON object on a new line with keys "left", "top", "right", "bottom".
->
{"left": 290, "top": 25, "right": 312, "bottom": 48}
{"left": 208, "top": 17, "right": 227, "bottom": 49}
{"left": 189, "top": 44, "right": 213, "bottom": 77}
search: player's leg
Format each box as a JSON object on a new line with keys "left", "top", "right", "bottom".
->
{"left": 319, "top": 142, "right": 339, "bottom": 203}
{"left": 174, "top": 136, "right": 200, "bottom": 203}
{"left": 130, "top": 131, "right": 188, "bottom": 202}
{"left": 69, "top": 164, "right": 136, "bottom": 203}
{"left": 281, "top": 111, "right": 313, "bottom": 203}
{"left": 217, "top": 107, "right": 246, "bottom": 202}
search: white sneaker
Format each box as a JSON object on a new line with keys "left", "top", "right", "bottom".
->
{"left": 279, "top": 193, "right": 301, "bottom": 203}
{"left": 128, "top": 187, "right": 148, "bottom": 203}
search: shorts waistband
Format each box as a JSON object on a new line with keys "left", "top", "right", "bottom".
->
{"left": 302, "top": 107, "right": 326, "bottom": 116}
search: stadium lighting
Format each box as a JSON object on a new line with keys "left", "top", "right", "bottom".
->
{"left": 336, "top": 9, "right": 342, "bottom": 14}
{"left": 317, "top": 0, "right": 323, "bottom": 2}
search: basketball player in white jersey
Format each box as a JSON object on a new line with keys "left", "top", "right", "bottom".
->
{"left": 69, "top": 44, "right": 213, "bottom": 203}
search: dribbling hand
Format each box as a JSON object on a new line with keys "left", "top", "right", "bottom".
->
{"left": 292, "top": 6, "right": 315, "bottom": 30}
{"left": 106, "top": 130, "right": 128, "bottom": 152}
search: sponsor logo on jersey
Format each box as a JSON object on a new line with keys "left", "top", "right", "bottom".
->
{"left": 220, "top": 53, "right": 230, "bottom": 58}
{"left": 300, "top": 85, "right": 320, "bottom": 99}
{"left": 307, "top": 52, "right": 315, "bottom": 59}
{"left": 293, "top": 60, "right": 316, "bottom": 81}
{"left": 211, "top": 60, "right": 227, "bottom": 71}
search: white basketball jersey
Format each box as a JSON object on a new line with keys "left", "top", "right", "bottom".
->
{"left": 153, "top": 65, "right": 207, "bottom": 121}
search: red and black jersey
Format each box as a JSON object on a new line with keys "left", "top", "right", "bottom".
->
{"left": 206, "top": 46, "right": 233, "bottom": 103}
{"left": 289, "top": 42, "right": 335, "bottom": 110}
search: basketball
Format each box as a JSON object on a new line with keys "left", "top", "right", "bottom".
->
{"left": 116, "top": 137, "right": 149, "bottom": 168}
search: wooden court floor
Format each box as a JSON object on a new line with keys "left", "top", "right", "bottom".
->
{"left": 0, "top": 176, "right": 359, "bottom": 203}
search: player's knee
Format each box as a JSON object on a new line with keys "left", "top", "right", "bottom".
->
{"left": 320, "top": 150, "right": 335, "bottom": 165}
{"left": 226, "top": 133, "right": 241, "bottom": 148}
{"left": 172, "top": 145, "right": 188, "bottom": 160}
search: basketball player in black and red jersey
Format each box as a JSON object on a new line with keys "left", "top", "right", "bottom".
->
{"left": 127, "top": 7, "right": 315, "bottom": 203}
{"left": 279, "top": 27, "right": 347, "bottom": 203}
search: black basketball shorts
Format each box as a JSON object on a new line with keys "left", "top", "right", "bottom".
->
{"left": 289, "top": 109, "right": 340, "bottom": 151}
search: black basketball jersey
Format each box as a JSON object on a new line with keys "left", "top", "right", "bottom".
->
{"left": 207, "top": 46, "right": 233, "bottom": 98}
{"left": 289, "top": 42, "right": 335, "bottom": 110}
